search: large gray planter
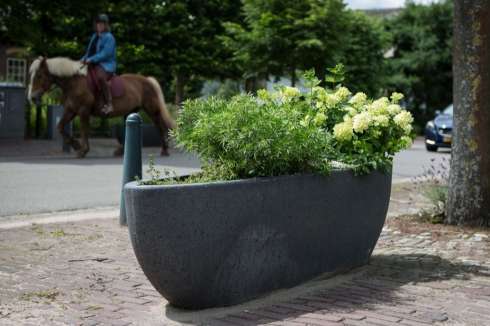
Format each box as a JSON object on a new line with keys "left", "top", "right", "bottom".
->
{"left": 124, "top": 170, "right": 392, "bottom": 309}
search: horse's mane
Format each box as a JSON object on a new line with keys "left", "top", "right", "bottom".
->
{"left": 29, "top": 56, "right": 87, "bottom": 78}
{"left": 28, "top": 57, "right": 87, "bottom": 100}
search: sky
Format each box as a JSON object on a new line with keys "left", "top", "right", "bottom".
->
{"left": 345, "top": 0, "right": 437, "bottom": 9}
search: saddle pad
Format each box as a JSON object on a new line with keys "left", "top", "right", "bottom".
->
{"left": 110, "top": 76, "right": 124, "bottom": 98}
{"left": 87, "top": 70, "right": 125, "bottom": 98}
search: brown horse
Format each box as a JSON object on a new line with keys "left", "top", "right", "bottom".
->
{"left": 28, "top": 56, "right": 175, "bottom": 158}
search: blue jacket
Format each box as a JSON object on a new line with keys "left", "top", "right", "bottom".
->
{"left": 82, "top": 32, "right": 117, "bottom": 73}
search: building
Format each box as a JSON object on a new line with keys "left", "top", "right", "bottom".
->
{"left": 0, "top": 44, "right": 28, "bottom": 86}
{"left": 362, "top": 8, "right": 402, "bottom": 18}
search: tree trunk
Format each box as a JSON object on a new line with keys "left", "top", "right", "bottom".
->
{"left": 245, "top": 77, "right": 256, "bottom": 93}
{"left": 291, "top": 67, "right": 296, "bottom": 87}
{"left": 174, "top": 73, "right": 186, "bottom": 106}
{"left": 25, "top": 104, "right": 31, "bottom": 139}
{"left": 35, "top": 104, "right": 42, "bottom": 138}
{"left": 446, "top": 0, "right": 490, "bottom": 226}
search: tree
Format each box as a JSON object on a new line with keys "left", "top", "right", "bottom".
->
{"left": 2, "top": 0, "right": 242, "bottom": 104}
{"left": 384, "top": 0, "right": 453, "bottom": 126}
{"left": 341, "top": 11, "right": 389, "bottom": 96}
{"left": 446, "top": 0, "right": 490, "bottom": 226}
{"left": 123, "top": 0, "right": 242, "bottom": 104}
{"left": 222, "top": 1, "right": 387, "bottom": 95}
{"left": 223, "top": 0, "right": 350, "bottom": 87}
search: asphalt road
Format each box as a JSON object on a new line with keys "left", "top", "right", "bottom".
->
{"left": 0, "top": 138, "right": 450, "bottom": 217}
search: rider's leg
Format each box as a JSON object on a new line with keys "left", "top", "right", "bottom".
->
{"left": 95, "top": 66, "right": 113, "bottom": 115}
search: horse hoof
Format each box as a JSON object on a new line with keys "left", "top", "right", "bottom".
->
{"left": 76, "top": 150, "right": 88, "bottom": 158}
{"left": 160, "top": 149, "right": 170, "bottom": 156}
{"left": 113, "top": 147, "right": 124, "bottom": 157}
{"left": 72, "top": 141, "right": 82, "bottom": 151}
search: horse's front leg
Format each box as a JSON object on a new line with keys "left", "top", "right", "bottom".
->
{"left": 77, "top": 113, "right": 90, "bottom": 158}
{"left": 57, "top": 110, "right": 81, "bottom": 151}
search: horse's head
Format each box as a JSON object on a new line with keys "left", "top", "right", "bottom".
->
{"left": 28, "top": 56, "right": 87, "bottom": 105}
{"left": 28, "top": 56, "right": 52, "bottom": 105}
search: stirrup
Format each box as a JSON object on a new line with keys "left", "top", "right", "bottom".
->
{"left": 101, "top": 104, "right": 113, "bottom": 114}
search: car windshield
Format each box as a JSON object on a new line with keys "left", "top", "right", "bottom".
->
{"left": 443, "top": 104, "right": 453, "bottom": 115}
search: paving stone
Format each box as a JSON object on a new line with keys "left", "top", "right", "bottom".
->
{"left": 1, "top": 212, "right": 489, "bottom": 326}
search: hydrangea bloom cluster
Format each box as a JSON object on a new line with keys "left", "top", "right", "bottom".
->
{"left": 329, "top": 91, "right": 413, "bottom": 147}
{"left": 257, "top": 83, "right": 414, "bottom": 173}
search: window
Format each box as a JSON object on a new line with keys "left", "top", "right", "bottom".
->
{"left": 6, "top": 58, "right": 26, "bottom": 85}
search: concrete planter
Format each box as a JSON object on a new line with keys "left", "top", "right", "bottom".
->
{"left": 124, "top": 170, "right": 392, "bottom": 309}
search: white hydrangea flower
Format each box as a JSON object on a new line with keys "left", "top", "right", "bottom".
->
{"left": 403, "top": 124, "right": 413, "bottom": 134}
{"left": 278, "top": 86, "right": 301, "bottom": 102}
{"left": 317, "top": 92, "right": 341, "bottom": 109}
{"left": 333, "top": 119, "right": 354, "bottom": 141}
{"left": 393, "top": 110, "right": 414, "bottom": 133}
{"left": 349, "top": 92, "right": 367, "bottom": 107}
{"left": 369, "top": 97, "right": 390, "bottom": 115}
{"left": 313, "top": 112, "right": 327, "bottom": 126}
{"left": 282, "top": 86, "right": 300, "bottom": 98}
{"left": 316, "top": 101, "right": 326, "bottom": 110}
{"left": 335, "top": 86, "right": 351, "bottom": 101}
{"left": 344, "top": 106, "right": 357, "bottom": 117}
{"left": 387, "top": 104, "right": 402, "bottom": 116}
{"left": 390, "top": 92, "right": 404, "bottom": 104}
{"left": 373, "top": 115, "right": 389, "bottom": 127}
{"left": 257, "top": 89, "right": 270, "bottom": 101}
{"left": 313, "top": 86, "right": 326, "bottom": 96}
{"left": 352, "top": 111, "right": 373, "bottom": 133}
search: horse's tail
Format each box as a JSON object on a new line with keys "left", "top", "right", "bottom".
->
{"left": 146, "top": 77, "right": 176, "bottom": 129}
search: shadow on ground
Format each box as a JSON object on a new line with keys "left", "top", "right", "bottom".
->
{"left": 164, "top": 253, "right": 489, "bottom": 325}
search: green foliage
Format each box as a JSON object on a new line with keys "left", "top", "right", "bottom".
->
{"left": 222, "top": 1, "right": 388, "bottom": 95}
{"left": 222, "top": 0, "right": 349, "bottom": 82}
{"left": 175, "top": 94, "right": 332, "bottom": 180}
{"left": 2, "top": 0, "right": 242, "bottom": 103}
{"left": 301, "top": 73, "right": 413, "bottom": 174}
{"left": 325, "top": 64, "right": 345, "bottom": 86}
{"left": 140, "top": 69, "right": 413, "bottom": 185}
{"left": 384, "top": 0, "right": 453, "bottom": 125}
{"left": 413, "top": 156, "right": 450, "bottom": 223}
{"left": 341, "top": 12, "right": 389, "bottom": 96}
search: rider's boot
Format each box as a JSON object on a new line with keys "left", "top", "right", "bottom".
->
{"left": 101, "top": 79, "right": 113, "bottom": 115}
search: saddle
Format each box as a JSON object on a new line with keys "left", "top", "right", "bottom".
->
{"left": 87, "top": 66, "right": 125, "bottom": 98}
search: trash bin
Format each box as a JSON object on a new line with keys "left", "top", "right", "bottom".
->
{"left": 0, "top": 83, "right": 25, "bottom": 139}
{"left": 47, "top": 104, "right": 65, "bottom": 139}
{"left": 47, "top": 104, "right": 71, "bottom": 152}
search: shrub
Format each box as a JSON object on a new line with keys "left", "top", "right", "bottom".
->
{"left": 175, "top": 94, "right": 332, "bottom": 180}
{"left": 148, "top": 69, "right": 414, "bottom": 184}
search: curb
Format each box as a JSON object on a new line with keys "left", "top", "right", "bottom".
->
{"left": 0, "top": 206, "right": 118, "bottom": 229}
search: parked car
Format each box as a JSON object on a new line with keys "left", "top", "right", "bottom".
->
{"left": 424, "top": 104, "right": 453, "bottom": 152}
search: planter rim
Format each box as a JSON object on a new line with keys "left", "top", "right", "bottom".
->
{"left": 125, "top": 169, "right": 390, "bottom": 190}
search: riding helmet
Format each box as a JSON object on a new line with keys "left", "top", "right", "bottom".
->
{"left": 95, "top": 14, "right": 109, "bottom": 23}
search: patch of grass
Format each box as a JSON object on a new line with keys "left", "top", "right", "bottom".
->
{"left": 412, "top": 156, "right": 450, "bottom": 222}
{"left": 21, "top": 289, "right": 59, "bottom": 302}
{"left": 50, "top": 229, "right": 67, "bottom": 237}
{"left": 86, "top": 305, "right": 102, "bottom": 311}
{"left": 84, "top": 234, "right": 103, "bottom": 241}
{"left": 31, "top": 224, "right": 44, "bottom": 236}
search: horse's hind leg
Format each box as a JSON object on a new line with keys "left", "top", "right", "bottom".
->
{"left": 57, "top": 110, "right": 81, "bottom": 151}
{"left": 77, "top": 114, "right": 90, "bottom": 158}
{"left": 145, "top": 108, "right": 169, "bottom": 156}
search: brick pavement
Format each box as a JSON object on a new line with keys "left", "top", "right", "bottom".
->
{"left": 1, "top": 205, "right": 489, "bottom": 325}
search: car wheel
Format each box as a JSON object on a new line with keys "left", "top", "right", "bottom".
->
{"left": 425, "top": 143, "right": 438, "bottom": 152}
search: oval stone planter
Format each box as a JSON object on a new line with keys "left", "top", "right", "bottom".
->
{"left": 124, "top": 170, "right": 392, "bottom": 309}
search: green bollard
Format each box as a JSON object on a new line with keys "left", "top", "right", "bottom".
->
{"left": 120, "top": 113, "right": 142, "bottom": 226}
